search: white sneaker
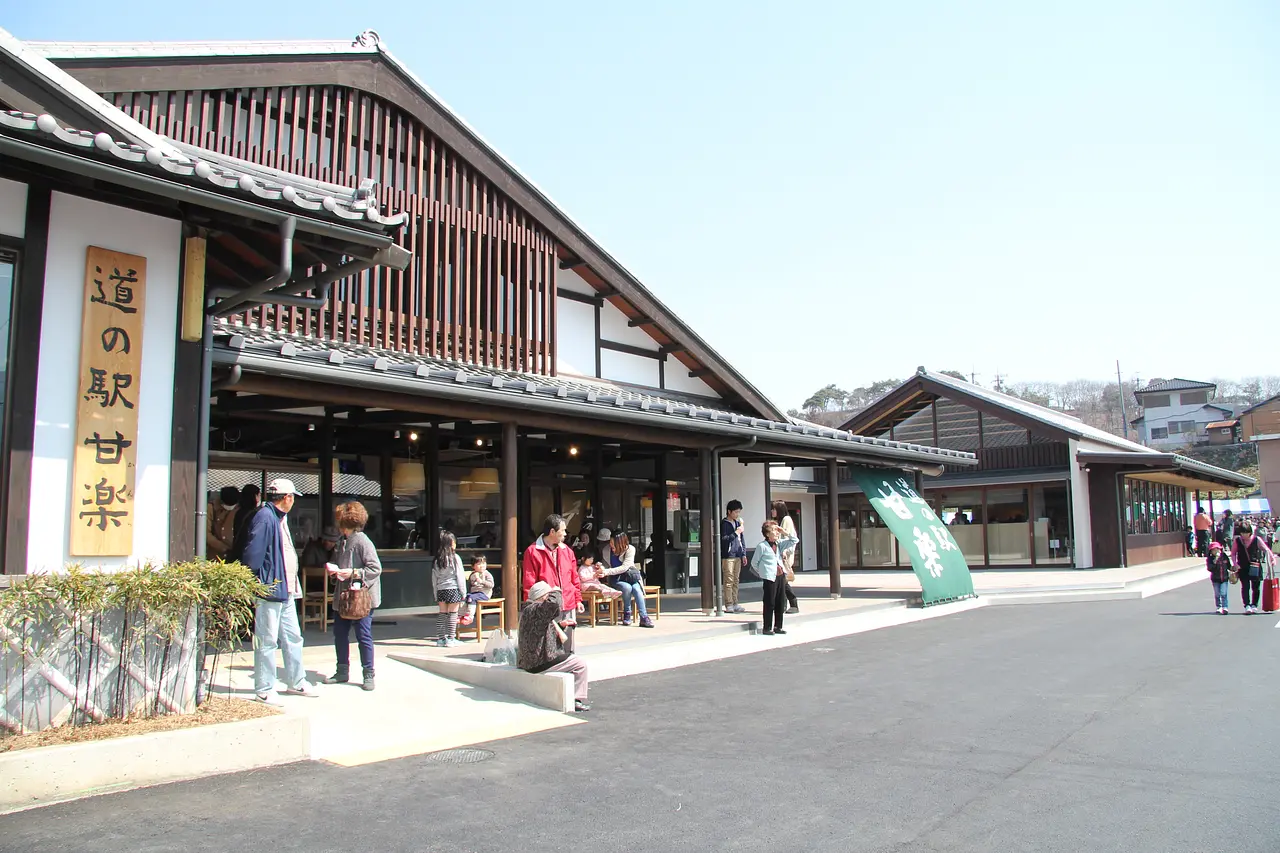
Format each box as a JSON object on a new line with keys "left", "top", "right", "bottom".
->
{"left": 255, "top": 692, "right": 284, "bottom": 706}
{"left": 282, "top": 684, "right": 318, "bottom": 697}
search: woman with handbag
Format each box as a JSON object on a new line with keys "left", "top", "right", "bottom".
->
{"left": 1231, "top": 520, "right": 1275, "bottom": 615}
{"left": 325, "top": 501, "right": 383, "bottom": 691}
{"left": 601, "top": 531, "right": 654, "bottom": 627}
{"left": 771, "top": 500, "right": 800, "bottom": 614}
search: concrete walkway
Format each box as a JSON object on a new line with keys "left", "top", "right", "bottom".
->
{"left": 243, "top": 556, "right": 1203, "bottom": 766}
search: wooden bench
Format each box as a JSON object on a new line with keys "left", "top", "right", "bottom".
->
{"left": 580, "top": 589, "right": 621, "bottom": 627}
{"left": 643, "top": 585, "right": 661, "bottom": 620}
{"left": 462, "top": 597, "right": 505, "bottom": 643}
{"left": 300, "top": 567, "right": 330, "bottom": 632}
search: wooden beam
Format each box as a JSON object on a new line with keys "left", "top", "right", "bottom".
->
{"left": 628, "top": 318, "right": 657, "bottom": 328}
{"left": 688, "top": 367, "right": 714, "bottom": 378}
{"left": 599, "top": 339, "right": 663, "bottom": 361}
{"left": 558, "top": 257, "right": 586, "bottom": 270}
{"left": 556, "top": 287, "right": 598, "bottom": 306}
{"left": 827, "top": 458, "right": 841, "bottom": 596}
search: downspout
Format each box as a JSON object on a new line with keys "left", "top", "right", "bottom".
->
{"left": 197, "top": 216, "right": 297, "bottom": 561}
{"left": 208, "top": 217, "right": 296, "bottom": 318}
{"left": 711, "top": 436, "right": 757, "bottom": 617}
{"left": 1115, "top": 470, "right": 1128, "bottom": 568}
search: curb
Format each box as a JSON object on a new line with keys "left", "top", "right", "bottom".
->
{"left": 0, "top": 712, "right": 310, "bottom": 816}
{"left": 389, "top": 654, "right": 574, "bottom": 713}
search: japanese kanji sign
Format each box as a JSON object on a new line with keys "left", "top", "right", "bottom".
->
{"left": 846, "top": 467, "right": 976, "bottom": 606}
{"left": 70, "top": 247, "right": 146, "bottom": 556}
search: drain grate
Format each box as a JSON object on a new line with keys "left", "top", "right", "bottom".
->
{"left": 425, "top": 747, "right": 495, "bottom": 765}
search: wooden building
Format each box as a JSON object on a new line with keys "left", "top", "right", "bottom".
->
{"left": 801, "top": 368, "right": 1253, "bottom": 569}
{"left": 1, "top": 30, "right": 978, "bottom": 622}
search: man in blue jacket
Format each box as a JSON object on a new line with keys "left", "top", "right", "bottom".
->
{"left": 242, "top": 478, "right": 314, "bottom": 704}
{"left": 720, "top": 500, "right": 747, "bottom": 613}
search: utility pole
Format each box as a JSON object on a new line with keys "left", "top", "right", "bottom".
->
{"left": 1117, "top": 360, "right": 1129, "bottom": 440}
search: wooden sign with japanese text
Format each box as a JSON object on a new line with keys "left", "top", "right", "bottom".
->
{"left": 69, "top": 247, "right": 146, "bottom": 556}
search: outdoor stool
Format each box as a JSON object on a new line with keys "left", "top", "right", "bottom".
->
{"left": 643, "top": 585, "right": 661, "bottom": 620}
{"left": 464, "top": 597, "right": 505, "bottom": 643}
{"left": 301, "top": 567, "right": 330, "bottom": 632}
{"left": 581, "top": 590, "right": 620, "bottom": 627}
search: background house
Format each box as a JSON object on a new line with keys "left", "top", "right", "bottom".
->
{"left": 1130, "top": 379, "right": 1231, "bottom": 448}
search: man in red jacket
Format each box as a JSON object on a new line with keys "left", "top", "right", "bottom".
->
{"left": 522, "top": 514, "right": 583, "bottom": 641}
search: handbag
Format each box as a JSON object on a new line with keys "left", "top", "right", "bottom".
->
{"left": 337, "top": 579, "right": 373, "bottom": 619}
{"left": 1229, "top": 568, "right": 1239, "bottom": 585}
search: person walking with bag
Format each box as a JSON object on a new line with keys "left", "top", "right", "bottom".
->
{"left": 1231, "top": 520, "right": 1274, "bottom": 615}
{"left": 325, "top": 501, "right": 382, "bottom": 691}
{"left": 771, "top": 500, "right": 800, "bottom": 614}
{"left": 1206, "top": 541, "right": 1232, "bottom": 614}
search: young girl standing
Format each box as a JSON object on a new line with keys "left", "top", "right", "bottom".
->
{"left": 1206, "top": 541, "right": 1231, "bottom": 615}
{"left": 433, "top": 531, "right": 467, "bottom": 646}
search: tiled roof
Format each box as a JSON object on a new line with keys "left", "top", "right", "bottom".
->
{"left": 1206, "top": 420, "right": 1238, "bottom": 430}
{"left": 27, "top": 31, "right": 787, "bottom": 422}
{"left": 0, "top": 109, "right": 407, "bottom": 229}
{"left": 1135, "top": 378, "right": 1215, "bottom": 394}
{"left": 212, "top": 325, "right": 976, "bottom": 466}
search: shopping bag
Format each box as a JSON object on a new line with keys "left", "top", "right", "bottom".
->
{"left": 482, "top": 630, "right": 517, "bottom": 665}
{"left": 1265, "top": 562, "right": 1280, "bottom": 613}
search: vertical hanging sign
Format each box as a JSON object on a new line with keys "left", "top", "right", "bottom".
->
{"left": 846, "top": 467, "right": 976, "bottom": 606}
{"left": 70, "top": 246, "right": 146, "bottom": 557}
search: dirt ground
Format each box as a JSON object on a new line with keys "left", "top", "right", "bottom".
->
{"left": 0, "top": 698, "right": 279, "bottom": 753}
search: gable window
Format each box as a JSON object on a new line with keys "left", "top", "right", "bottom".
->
{"left": 1179, "top": 390, "right": 1208, "bottom": 406}
{"left": 1142, "top": 394, "right": 1171, "bottom": 408}
{"left": 1150, "top": 427, "right": 1169, "bottom": 440}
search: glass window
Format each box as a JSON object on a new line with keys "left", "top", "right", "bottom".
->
{"left": 936, "top": 489, "right": 985, "bottom": 566}
{"left": 860, "top": 501, "right": 896, "bottom": 567}
{"left": 986, "top": 487, "right": 1031, "bottom": 565}
{"left": 440, "top": 463, "right": 502, "bottom": 554}
{"left": 1144, "top": 394, "right": 1171, "bottom": 408}
{"left": 1150, "top": 427, "right": 1169, "bottom": 440}
{"left": 1031, "top": 484, "right": 1071, "bottom": 565}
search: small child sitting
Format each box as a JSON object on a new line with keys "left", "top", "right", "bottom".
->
{"left": 459, "top": 555, "right": 494, "bottom": 627}
{"left": 577, "top": 554, "right": 622, "bottom": 600}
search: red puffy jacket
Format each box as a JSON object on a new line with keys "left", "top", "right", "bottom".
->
{"left": 521, "top": 537, "right": 582, "bottom": 610}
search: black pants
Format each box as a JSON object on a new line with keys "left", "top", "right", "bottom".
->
{"left": 762, "top": 577, "right": 787, "bottom": 632}
{"left": 1194, "top": 530, "right": 1209, "bottom": 556}
{"left": 1241, "top": 575, "right": 1262, "bottom": 608}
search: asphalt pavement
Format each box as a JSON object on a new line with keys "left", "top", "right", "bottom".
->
{"left": 4, "top": 580, "right": 1279, "bottom": 853}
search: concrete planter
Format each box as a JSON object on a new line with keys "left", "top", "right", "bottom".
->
{"left": 0, "top": 712, "right": 310, "bottom": 814}
{"left": 391, "top": 654, "right": 574, "bottom": 713}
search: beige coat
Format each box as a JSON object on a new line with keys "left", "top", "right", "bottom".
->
{"left": 207, "top": 502, "right": 238, "bottom": 559}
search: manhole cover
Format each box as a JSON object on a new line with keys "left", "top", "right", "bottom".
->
{"left": 813, "top": 647, "right": 835, "bottom": 653}
{"left": 425, "top": 747, "right": 495, "bottom": 765}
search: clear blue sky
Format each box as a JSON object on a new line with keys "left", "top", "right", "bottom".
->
{"left": 9, "top": 2, "right": 1279, "bottom": 409}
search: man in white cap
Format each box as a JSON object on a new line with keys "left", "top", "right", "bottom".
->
{"left": 241, "top": 478, "right": 315, "bottom": 704}
{"left": 519, "top": 581, "right": 590, "bottom": 712}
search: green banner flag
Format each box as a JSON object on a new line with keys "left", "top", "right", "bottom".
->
{"left": 846, "top": 467, "right": 976, "bottom": 606}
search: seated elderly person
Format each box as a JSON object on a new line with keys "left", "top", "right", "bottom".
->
{"left": 519, "top": 581, "right": 591, "bottom": 712}
{"left": 301, "top": 526, "right": 341, "bottom": 569}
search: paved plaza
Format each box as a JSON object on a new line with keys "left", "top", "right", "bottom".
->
{"left": 6, "top": 578, "right": 1277, "bottom": 852}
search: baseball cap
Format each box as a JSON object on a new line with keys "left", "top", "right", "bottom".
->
{"left": 265, "top": 478, "right": 302, "bottom": 497}
{"left": 597, "top": 527, "right": 612, "bottom": 541}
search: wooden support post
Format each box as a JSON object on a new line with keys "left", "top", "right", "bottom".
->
{"left": 700, "top": 448, "right": 716, "bottom": 614}
{"left": 502, "top": 421, "right": 519, "bottom": 629}
{"left": 827, "top": 458, "right": 841, "bottom": 598}
{"left": 427, "top": 425, "right": 440, "bottom": 543}
{"left": 379, "top": 444, "right": 394, "bottom": 549}
{"left": 319, "top": 412, "right": 334, "bottom": 529}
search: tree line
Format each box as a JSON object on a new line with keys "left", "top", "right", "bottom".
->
{"left": 790, "top": 374, "right": 1280, "bottom": 436}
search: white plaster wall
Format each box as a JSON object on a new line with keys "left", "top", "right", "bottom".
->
{"left": 599, "top": 349, "right": 659, "bottom": 387}
{"left": 554, "top": 296, "right": 596, "bottom": 377}
{"left": 771, "top": 487, "right": 817, "bottom": 571}
{"left": 1068, "top": 438, "right": 1093, "bottom": 568}
{"left": 599, "top": 297, "right": 660, "bottom": 352}
{"left": 663, "top": 363, "right": 718, "bottom": 397}
{"left": 557, "top": 266, "right": 595, "bottom": 295}
{"left": 28, "top": 193, "right": 180, "bottom": 572}
{"left": 721, "top": 459, "right": 768, "bottom": 551}
{"left": 0, "top": 178, "right": 28, "bottom": 239}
